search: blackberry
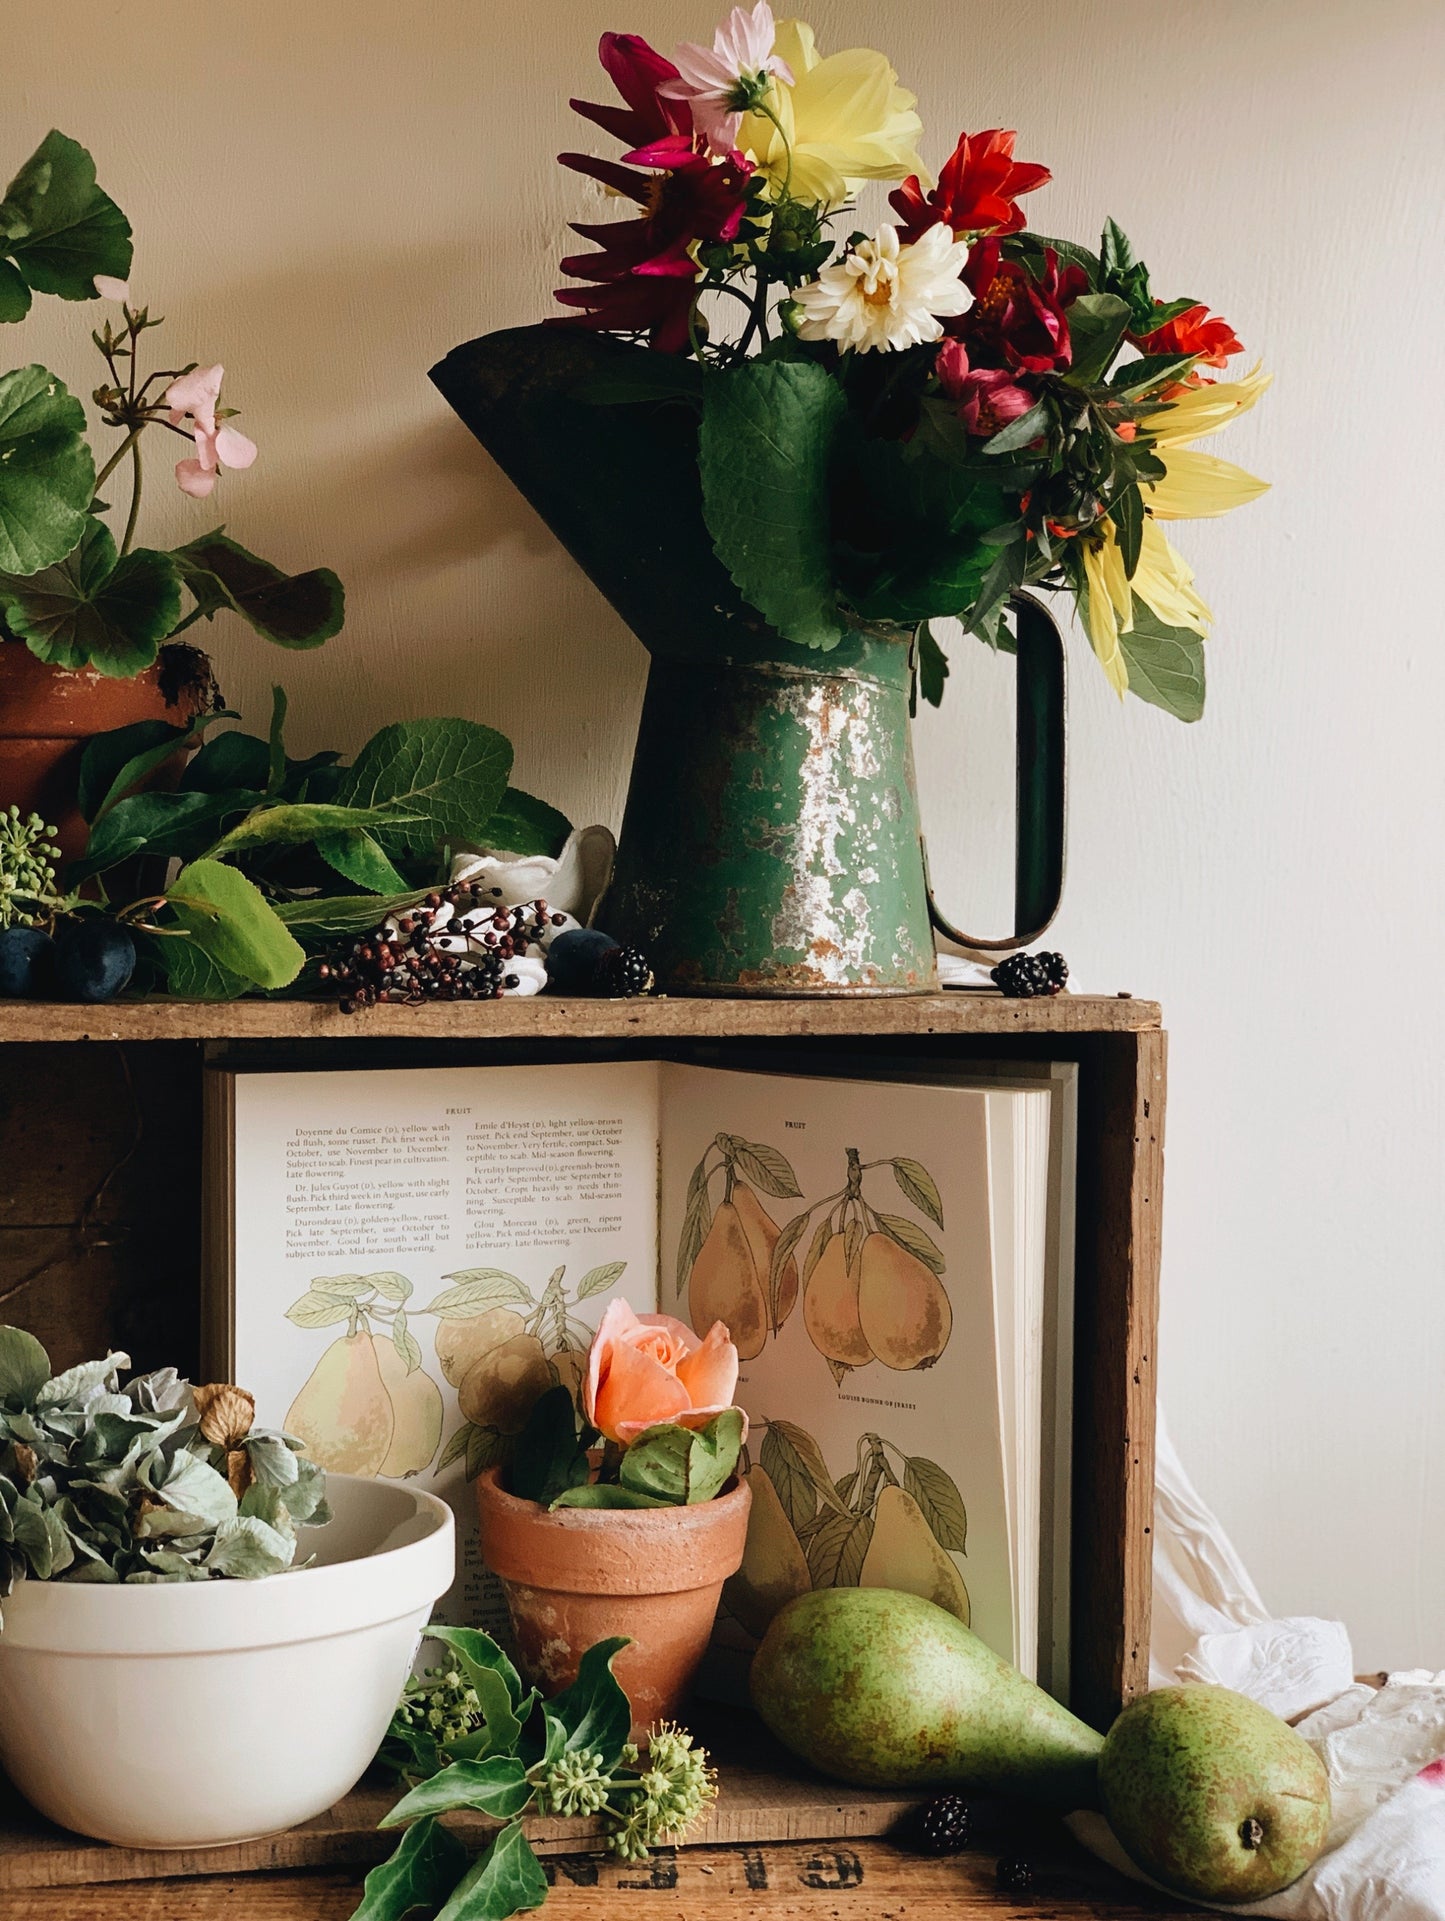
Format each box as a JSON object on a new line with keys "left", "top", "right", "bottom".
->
{"left": 595, "top": 943, "right": 654, "bottom": 999}
{"left": 996, "top": 1856, "right": 1034, "bottom": 1894}
{"left": 913, "top": 1793, "right": 972, "bottom": 1855}
{"left": 991, "top": 949, "right": 1068, "bottom": 999}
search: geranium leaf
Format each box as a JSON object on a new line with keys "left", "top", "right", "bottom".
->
{"left": 166, "top": 857, "right": 304, "bottom": 990}
{"left": 0, "top": 518, "right": 181, "bottom": 675}
{"left": 0, "top": 132, "right": 132, "bottom": 302}
{"left": 0, "top": 365, "right": 96, "bottom": 574}
{"left": 172, "top": 529, "right": 344, "bottom": 649}
{"left": 698, "top": 359, "right": 847, "bottom": 651}
{"left": 0, "top": 260, "right": 31, "bottom": 323}
{"left": 1118, "top": 599, "right": 1206, "bottom": 722}
{"left": 333, "top": 718, "right": 513, "bottom": 858}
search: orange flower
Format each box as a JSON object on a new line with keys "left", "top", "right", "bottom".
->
{"left": 583, "top": 1299, "right": 742, "bottom": 1446}
{"left": 1133, "top": 302, "right": 1242, "bottom": 368}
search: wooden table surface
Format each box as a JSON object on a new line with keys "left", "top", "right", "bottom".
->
{"left": 4, "top": 1832, "right": 1203, "bottom": 1920}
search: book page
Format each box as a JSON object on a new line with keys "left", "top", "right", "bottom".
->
{"left": 227, "top": 1061, "right": 660, "bottom": 1626}
{"left": 658, "top": 1064, "right": 1015, "bottom": 1663}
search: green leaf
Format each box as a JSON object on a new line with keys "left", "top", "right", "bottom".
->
{"left": 0, "top": 132, "right": 132, "bottom": 303}
{"left": 875, "top": 1212, "right": 946, "bottom": 1276}
{"left": 727, "top": 1138, "right": 801, "bottom": 1201}
{"left": 805, "top": 1508, "right": 874, "bottom": 1588}
{"left": 315, "top": 826, "right": 410, "bottom": 893}
{"left": 1105, "top": 352, "right": 1198, "bottom": 402}
{"left": 171, "top": 530, "right": 344, "bottom": 649}
{"left": 435, "top": 1820, "right": 547, "bottom": 1921}
{"left": 903, "top": 1456, "right": 968, "bottom": 1553}
{"left": 891, "top": 1158, "right": 944, "bottom": 1229}
{"left": 1113, "top": 484, "right": 1144, "bottom": 579}
{"left": 206, "top": 800, "right": 418, "bottom": 858}
{"left": 379, "top": 1756, "right": 532, "bottom": 1828}
{"left": 72, "top": 789, "right": 258, "bottom": 879}
{"left": 576, "top": 1261, "right": 626, "bottom": 1301}
{"left": 180, "top": 730, "right": 271, "bottom": 795}
{"left": 698, "top": 360, "right": 846, "bottom": 651}
{"left": 167, "top": 858, "right": 305, "bottom": 989}
{"left": 426, "top": 1626, "right": 526, "bottom": 1710}
{"left": 574, "top": 356, "right": 704, "bottom": 407}
{"left": 0, "top": 260, "right": 31, "bottom": 323}
{"left": 0, "top": 518, "right": 181, "bottom": 675}
{"left": 620, "top": 1410, "right": 744, "bottom": 1506}
{"left": 354, "top": 1816, "right": 469, "bottom": 1921}
{"left": 79, "top": 711, "right": 224, "bottom": 824}
{"left": 420, "top": 1272, "right": 533, "bottom": 1318}
{"left": 1010, "top": 232, "right": 1101, "bottom": 281}
{"left": 161, "top": 935, "right": 251, "bottom": 1001}
{"left": 757, "top": 1419, "right": 848, "bottom": 1533}
{"left": 479, "top": 787, "right": 572, "bottom": 859}
{"left": 1117, "top": 599, "right": 1206, "bottom": 721}
{"left": 0, "top": 1325, "right": 51, "bottom": 1404}
{"left": 1063, "top": 293, "right": 1131, "bottom": 385}
{"left": 274, "top": 890, "right": 428, "bottom": 940}
{"left": 549, "top": 1483, "right": 671, "bottom": 1510}
{"left": 545, "top": 1635, "right": 631, "bottom": 1760}
{"left": 508, "top": 1386, "right": 588, "bottom": 1507}
{"left": 982, "top": 400, "right": 1049, "bottom": 456}
{"left": 333, "top": 718, "right": 513, "bottom": 859}
{"left": 1099, "top": 216, "right": 1136, "bottom": 283}
{"left": 917, "top": 624, "right": 949, "bottom": 710}
{"left": 0, "top": 365, "right": 96, "bottom": 574}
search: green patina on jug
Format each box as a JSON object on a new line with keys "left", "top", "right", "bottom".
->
{"left": 432, "top": 327, "right": 1064, "bottom": 996}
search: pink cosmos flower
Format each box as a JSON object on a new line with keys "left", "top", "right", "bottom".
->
{"left": 936, "top": 339, "right": 1037, "bottom": 438}
{"left": 163, "top": 364, "right": 258, "bottom": 499}
{"left": 659, "top": 2, "right": 793, "bottom": 154}
{"left": 582, "top": 1298, "right": 743, "bottom": 1447}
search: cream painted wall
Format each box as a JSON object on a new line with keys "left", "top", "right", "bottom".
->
{"left": 12, "top": 1, "right": 1445, "bottom": 1664}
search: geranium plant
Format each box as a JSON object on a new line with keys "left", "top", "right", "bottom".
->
{"left": 0, "top": 130, "right": 342, "bottom": 675}
{"left": 507, "top": 1301, "right": 746, "bottom": 1509}
{"left": 551, "top": 7, "right": 1271, "bottom": 719}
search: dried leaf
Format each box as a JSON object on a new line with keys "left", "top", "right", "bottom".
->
{"left": 193, "top": 1383, "right": 256, "bottom": 1449}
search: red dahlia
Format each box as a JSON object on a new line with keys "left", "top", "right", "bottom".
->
{"left": 962, "top": 240, "right": 1088, "bottom": 374}
{"left": 1132, "top": 301, "right": 1243, "bottom": 368}
{"left": 891, "top": 128, "right": 1050, "bottom": 243}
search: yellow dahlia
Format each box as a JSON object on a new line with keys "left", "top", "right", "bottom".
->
{"left": 736, "top": 19, "right": 926, "bottom": 208}
{"left": 1080, "top": 519, "right": 1213, "bottom": 698}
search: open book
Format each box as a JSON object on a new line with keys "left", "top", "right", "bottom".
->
{"left": 206, "top": 1057, "right": 1074, "bottom": 1686}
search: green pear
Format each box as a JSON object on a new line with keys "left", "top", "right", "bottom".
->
{"left": 1099, "top": 1686, "right": 1330, "bottom": 1902}
{"left": 750, "top": 1587, "right": 1102, "bottom": 1806}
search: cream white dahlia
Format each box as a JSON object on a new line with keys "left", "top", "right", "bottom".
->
{"left": 793, "top": 222, "right": 972, "bottom": 353}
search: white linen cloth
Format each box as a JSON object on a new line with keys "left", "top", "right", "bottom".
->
{"left": 1070, "top": 1415, "right": 1445, "bottom": 1919}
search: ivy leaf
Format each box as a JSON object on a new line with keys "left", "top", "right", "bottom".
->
{"left": 333, "top": 718, "right": 513, "bottom": 859}
{"left": 0, "top": 518, "right": 181, "bottom": 675}
{"left": 0, "top": 365, "right": 96, "bottom": 574}
{"left": 1118, "top": 600, "right": 1206, "bottom": 722}
{"left": 546, "top": 1635, "right": 631, "bottom": 1760}
{"left": 425, "top": 1626, "right": 525, "bottom": 1711}
{"left": 0, "top": 132, "right": 132, "bottom": 304}
{"left": 698, "top": 360, "right": 846, "bottom": 651}
{"left": 166, "top": 857, "right": 305, "bottom": 990}
{"left": 171, "top": 529, "right": 344, "bottom": 649}
{"left": 479, "top": 787, "right": 573, "bottom": 859}
{"left": 353, "top": 1816, "right": 468, "bottom": 1921}
{"left": 434, "top": 1820, "right": 547, "bottom": 1921}
{"left": 378, "top": 1757, "right": 532, "bottom": 1828}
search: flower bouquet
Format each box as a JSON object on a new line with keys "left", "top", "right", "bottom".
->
{"left": 474, "top": 1300, "right": 752, "bottom": 1735}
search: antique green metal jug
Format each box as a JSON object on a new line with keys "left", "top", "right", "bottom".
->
{"left": 432, "top": 328, "right": 1064, "bottom": 996}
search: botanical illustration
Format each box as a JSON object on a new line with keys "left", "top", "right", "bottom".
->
{"left": 429, "top": 1261, "right": 626, "bottom": 1481}
{"left": 676, "top": 1132, "right": 803, "bottom": 1358}
{"left": 772, "top": 1146, "right": 951, "bottom": 1382}
{"left": 284, "top": 1272, "right": 444, "bottom": 1480}
{"left": 723, "top": 1416, "right": 970, "bottom": 1637}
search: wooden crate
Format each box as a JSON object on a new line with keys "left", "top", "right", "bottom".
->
{"left": 0, "top": 992, "right": 1165, "bottom": 1884}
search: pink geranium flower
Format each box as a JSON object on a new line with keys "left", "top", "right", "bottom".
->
{"left": 659, "top": 2, "right": 793, "bottom": 154}
{"left": 163, "top": 364, "right": 258, "bottom": 499}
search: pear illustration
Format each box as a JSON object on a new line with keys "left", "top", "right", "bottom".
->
{"left": 688, "top": 1200, "right": 768, "bottom": 1359}
{"left": 802, "top": 1235, "right": 873, "bottom": 1369}
{"left": 732, "top": 1182, "right": 799, "bottom": 1330}
{"left": 285, "top": 1331, "right": 394, "bottom": 1476}
{"left": 723, "top": 1464, "right": 812, "bottom": 1637}
{"left": 374, "top": 1341, "right": 444, "bottom": 1478}
{"left": 859, "top": 1485, "right": 970, "bottom": 1625}
{"left": 457, "top": 1332, "right": 553, "bottom": 1434}
{"left": 549, "top": 1346, "right": 587, "bottom": 1408}
{"left": 857, "top": 1233, "right": 952, "bottom": 1370}
{"left": 434, "top": 1306, "right": 529, "bottom": 1390}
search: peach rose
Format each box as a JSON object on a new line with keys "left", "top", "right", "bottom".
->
{"left": 583, "top": 1299, "right": 743, "bottom": 1447}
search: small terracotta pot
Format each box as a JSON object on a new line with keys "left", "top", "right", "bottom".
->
{"left": 0, "top": 642, "right": 217, "bottom": 859}
{"left": 475, "top": 1466, "right": 752, "bottom": 1738}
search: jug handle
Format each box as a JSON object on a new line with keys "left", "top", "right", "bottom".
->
{"left": 924, "top": 590, "right": 1067, "bottom": 954}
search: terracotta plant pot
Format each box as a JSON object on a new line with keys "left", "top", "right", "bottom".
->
{"left": 475, "top": 1465, "right": 752, "bottom": 1738}
{"left": 0, "top": 642, "right": 217, "bottom": 860}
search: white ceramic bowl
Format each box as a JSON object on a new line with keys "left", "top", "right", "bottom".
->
{"left": 0, "top": 1474, "right": 453, "bottom": 1849}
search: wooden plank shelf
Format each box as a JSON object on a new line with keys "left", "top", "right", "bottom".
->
{"left": 0, "top": 991, "right": 1159, "bottom": 1045}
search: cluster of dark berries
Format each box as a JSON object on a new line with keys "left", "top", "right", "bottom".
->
{"left": 991, "top": 950, "right": 1068, "bottom": 999}
{"left": 914, "top": 1793, "right": 972, "bottom": 1855}
{"left": 319, "top": 885, "right": 566, "bottom": 1012}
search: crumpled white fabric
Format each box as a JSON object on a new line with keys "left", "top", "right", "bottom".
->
{"left": 1069, "top": 1414, "right": 1445, "bottom": 1919}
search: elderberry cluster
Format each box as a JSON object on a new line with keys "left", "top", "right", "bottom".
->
{"left": 990, "top": 950, "right": 1069, "bottom": 999}
{"left": 319, "top": 883, "right": 568, "bottom": 1011}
